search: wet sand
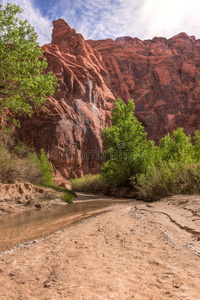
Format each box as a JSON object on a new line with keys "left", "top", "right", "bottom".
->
{"left": 0, "top": 194, "right": 200, "bottom": 299}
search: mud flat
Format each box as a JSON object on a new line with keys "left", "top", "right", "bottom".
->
{"left": 0, "top": 194, "right": 200, "bottom": 299}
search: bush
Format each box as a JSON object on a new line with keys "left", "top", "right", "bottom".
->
{"left": 60, "top": 192, "right": 75, "bottom": 204}
{"left": 0, "top": 142, "right": 19, "bottom": 183}
{"left": 28, "top": 149, "right": 53, "bottom": 185}
{"left": 47, "top": 185, "right": 76, "bottom": 203}
{"left": 134, "top": 161, "right": 200, "bottom": 201}
{"left": 132, "top": 129, "right": 200, "bottom": 201}
{"left": 159, "top": 127, "right": 193, "bottom": 163}
{"left": 0, "top": 140, "right": 53, "bottom": 185}
{"left": 71, "top": 174, "right": 109, "bottom": 193}
{"left": 101, "top": 99, "right": 200, "bottom": 200}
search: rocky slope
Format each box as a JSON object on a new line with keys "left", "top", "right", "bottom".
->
{"left": 18, "top": 19, "right": 200, "bottom": 178}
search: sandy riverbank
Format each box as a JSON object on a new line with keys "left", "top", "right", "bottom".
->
{"left": 0, "top": 194, "right": 200, "bottom": 299}
{"left": 0, "top": 182, "right": 70, "bottom": 215}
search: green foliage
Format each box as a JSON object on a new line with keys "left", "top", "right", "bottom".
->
{"left": 0, "top": 3, "right": 58, "bottom": 125}
{"left": 159, "top": 128, "right": 193, "bottom": 163}
{"left": 28, "top": 149, "right": 53, "bottom": 186}
{"left": 0, "top": 141, "right": 38, "bottom": 184}
{"left": 0, "top": 131, "right": 75, "bottom": 204}
{"left": 101, "top": 98, "right": 200, "bottom": 200}
{"left": 47, "top": 185, "right": 76, "bottom": 203}
{"left": 60, "top": 192, "right": 75, "bottom": 204}
{"left": 135, "top": 161, "right": 200, "bottom": 201}
{"left": 71, "top": 174, "right": 109, "bottom": 193}
{"left": 0, "top": 141, "right": 18, "bottom": 183}
{"left": 101, "top": 99, "right": 155, "bottom": 185}
{"left": 0, "top": 134, "right": 53, "bottom": 185}
{"left": 192, "top": 130, "right": 200, "bottom": 162}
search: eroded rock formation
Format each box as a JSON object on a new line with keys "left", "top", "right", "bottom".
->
{"left": 18, "top": 19, "right": 200, "bottom": 178}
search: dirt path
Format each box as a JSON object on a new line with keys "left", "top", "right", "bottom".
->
{"left": 0, "top": 195, "right": 200, "bottom": 299}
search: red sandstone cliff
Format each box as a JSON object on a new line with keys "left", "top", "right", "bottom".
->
{"left": 18, "top": 19, "right": 200, "bottom": 178}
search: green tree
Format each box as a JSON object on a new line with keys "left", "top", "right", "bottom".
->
{"left": 159, "top": 128, "right": 193, "bottom": 163}
{"left": 0, "top": 3, "right": 58, "bottom": 125}
{"left": 101, "top": 99, "right": 154, "bottom": 185}
{"left": 192, "top": 130, "right": 200, "bottom": 162}
{"left": 28, "top": 149, "right": 53, "bottom": 185}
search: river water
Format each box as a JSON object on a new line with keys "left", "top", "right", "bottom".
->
{"left": 0, "top": 195, "right": 130, "bottom": 252}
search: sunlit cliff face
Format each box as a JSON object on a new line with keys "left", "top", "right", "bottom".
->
{"left": 17, "top": 18, "right": 200, "bottom": 179}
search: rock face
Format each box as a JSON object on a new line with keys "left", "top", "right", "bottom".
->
{"left": 18, "top": 19, "right": 200, "bottom": 178}
{"left": 19, "top": 19, "right": 115, "bottom": 178}
{"left": 88, "top": 33, "right": 200, "bottom": 140}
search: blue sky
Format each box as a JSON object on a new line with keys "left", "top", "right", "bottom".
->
{"left": 1, "top": 0, "right": 200, "bottom": 45}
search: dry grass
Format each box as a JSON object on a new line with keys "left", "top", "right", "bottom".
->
{"left": 0, "top": 142, "right": 46, "bottom": 185}
{"left": 71, "top": 174, "right": 109, "bottom": 193}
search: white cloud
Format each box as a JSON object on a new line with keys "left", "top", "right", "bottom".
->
{"left": 57, "top": 0, "right": 144, "bottom": 40}
{"left": 141, "top": 0, "right": 200, "bottom": 39}
{"left": 1, "top": 0, "right": 53, "bottom": 45}
{"left": 59, "top": 0, "right": 200, "bottom": 40}
{"left": 1, "top": 0, "right": 200, "bottom": 46}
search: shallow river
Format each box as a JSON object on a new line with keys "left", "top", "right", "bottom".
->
{"left": 0, "top": 194, "right": 130, "bottom": 252}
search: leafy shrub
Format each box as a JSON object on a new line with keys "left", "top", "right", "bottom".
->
{"left": 101, "top": 99, "right": 200, "bottom": 200}
{"left": 47, "top": 185, "right": 76, "bottom": 203}
{"left": 0, "top": 142, "right": 19, "bottom": 183}
{"left": 71, "top": 174, "right": 109, "bottom": 193}
{"left": 28, "top": 149, "right": 53, "bottom": 185}
{"left": 159, "top": 127, "right": 193, "bottom": 163}
{"left": 134, "top": 161, "right": 200, "bottom": 201}
{"left": 0, "top": 139, "right": 53, "bottom": 185}
{"left": 60, "top": 192, "right": 75, "bottom": 204}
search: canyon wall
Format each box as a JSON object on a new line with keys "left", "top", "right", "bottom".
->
{"left": 18, "top": 19, "right": 200, "bottom": 178}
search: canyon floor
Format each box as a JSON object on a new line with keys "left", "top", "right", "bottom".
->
{"left": 0, "top": 193, "right": 200, "bottom": 300}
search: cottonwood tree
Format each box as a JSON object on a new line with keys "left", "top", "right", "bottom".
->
{"left": 101, "top": 99, "right": 155, "bottom": 185}
{"left": 0, "top": 3, "right": 58, "bottom": 125}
